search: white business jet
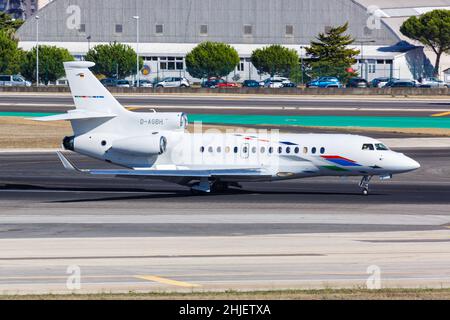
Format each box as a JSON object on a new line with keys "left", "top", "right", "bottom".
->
{"left": 35, "top": 61, "right": 420, "bottom": 195}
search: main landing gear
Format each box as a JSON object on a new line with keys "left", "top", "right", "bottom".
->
{"left": 190, "top": 179, "right": 241, "bottom": 195}
{"left": 359, "top": 175, "right": 373, "bottom": 196}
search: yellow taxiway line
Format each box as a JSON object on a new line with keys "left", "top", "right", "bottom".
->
{"left": 135, "top": 275, "right": 201, "bottom": 288}
{"left": 125, "top": 106, "right": 146, "bottom": 111}
{"left": 431, "top": 111, "right": 450, "bottom": 117}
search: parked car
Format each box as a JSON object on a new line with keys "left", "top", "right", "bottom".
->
{"left": 116, "top": 80, "right": 131, "bottom": 88}
{"left": 265, "top": 79, "right": 285, "bottom": 88}
{"left": 347, "top": 77, "right": 369, "bottom": 88}
{"left": 100, "top": 78, "right": 118, "bottom": 87}
{"left": 419, "top": 77, "right": 448, "bottom": 88}
{"left": 0, "top": 74, "right": 31, "bottom": 87}
{"left": 202, "top": 79, "right": 239, "bottom": 88}
{"left": 133, "top": 79, "right": 153, "bottom": 88}
{"left": 259, "top": 77, "right": 291, "bottom": 88}
{"left": 282, "top": 82, "right": 297, "bottom": 88}
{"left": 242, "top": 80, "right": 260, "bottom": 88}
{"left": 156, "top": 77, "right": 190, "bottom": 88}
{"left": 384, "top": 79, "right": 416, "bottom": 88}
{"left": 370, "top": 77, "right": 394, "bottom": 88}
{"left": 306, "top": 77, "right": 342, "bottom": 88}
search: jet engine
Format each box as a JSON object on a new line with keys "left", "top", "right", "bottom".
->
{"left": 111, "top": 135, "right": 167, "bottom": 156}
{"left": 63, "top": 136, "right": 75, "bottom": 151}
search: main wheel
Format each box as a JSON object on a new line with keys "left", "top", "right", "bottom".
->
{"left": 211, "top": 181, "right": 229, "bottom": 193}
{"left": 190, "top": 188, "right": 201, "bottom": 195}
{"left": 362, "top": 188, "right": 369, "bottom": 196}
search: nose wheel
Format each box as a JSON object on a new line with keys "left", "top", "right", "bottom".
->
{"left": 359, "top": 175, "right": 373, "bottom": 196}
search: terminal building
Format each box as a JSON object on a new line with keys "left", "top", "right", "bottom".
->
{"left": 15, "top": 0, "right": 450, "bottom": 83}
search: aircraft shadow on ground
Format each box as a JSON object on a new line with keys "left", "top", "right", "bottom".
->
{"left": 0, "top": 182, "right": 385, "bottom": 203}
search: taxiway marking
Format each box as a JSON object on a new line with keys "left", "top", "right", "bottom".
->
{"left": 135, "top": 275, "right": 200, "bottom": 288}
{"left": 431, "top": 111, "right": 450, "bottom": 117}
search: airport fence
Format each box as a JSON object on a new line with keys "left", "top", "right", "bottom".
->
{"left": 0, "top": 86, "right": 449, "bottom": 96}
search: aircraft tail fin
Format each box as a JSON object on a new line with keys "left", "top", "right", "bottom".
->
{"left": 63, "top": 61, "right": 126, "bottom": 115}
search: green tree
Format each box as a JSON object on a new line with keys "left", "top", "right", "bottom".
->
{"left": 21, "top": 45, "right": 74, "bottom": 84}
{"left": 289, "top": 65, "right": 305, "bottom": 85}
{"left": 85, "top": 42, "right": 143, "bottom": 79}
{"left": 0, "top": 30, "right": 25, "bottom": 74}
{"left": 0, "top": 12, "right": 24, "bottom": 36}
{"left": 185, "top": 41, "right": 240, "bottom": 79}
{"left": 251, "top": 45, "right": 299, "bottom": 77}
{"left": 400, "top": 9, "right": 450, "bottom": 76}
{"left": 306, "top": 23, "right": 360, "bottom": 82}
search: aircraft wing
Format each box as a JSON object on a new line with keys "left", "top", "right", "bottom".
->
{"left": 57, "top": 152, "right": 269, "bottom": 178}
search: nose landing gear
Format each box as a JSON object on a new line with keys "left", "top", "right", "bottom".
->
{"left": 359, "top": 175, "right": 373, "bottom": 196}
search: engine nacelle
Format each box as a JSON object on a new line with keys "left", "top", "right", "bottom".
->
{"left": 63, "top": 136, "right": 75, "bottom": 151}
{"left": 137, "top": 112, "right": 188, "bottom": 131}
{"left": 111, "top": 135, "right": 167, "bottom": 156}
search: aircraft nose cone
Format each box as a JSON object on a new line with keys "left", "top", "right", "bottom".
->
{"left": 404, "top": 156, "right": 421, "bottom": 171}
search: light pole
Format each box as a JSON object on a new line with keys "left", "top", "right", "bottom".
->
{"left": 35, "top": 15, "right": 40, "bottom": 87}
{"left": 299, "top": 45, "right": 305, "bottom": 86}
{"left": 355, "top": 40, "right": 375, "bottom": 80}
{"left": 87, "top": 35, "right": 91, "bottom": 52}
{"left": 133, "top": 16, "right": 140, "bottom": 88}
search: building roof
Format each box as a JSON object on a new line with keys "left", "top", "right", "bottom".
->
{"left": 353, "top": 0, "right": 450, "bottom": 41}
{"left": 354, "top": 0, "right": 450, "bottom": 10}
{"left": 14, "top": 0, "right": 445, "bottom": 60}
{"left": 17, "top": 0, "right": 400, "bottom": 45}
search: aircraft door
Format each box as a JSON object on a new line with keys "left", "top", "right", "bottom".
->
{"left": 240, "top": 143, "right": 250, "bottom": 159}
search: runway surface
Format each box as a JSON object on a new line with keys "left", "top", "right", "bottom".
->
{"left": 0, "top": 149, "right": 449, "bottom": 294}
{"left": 1, "top": 94, "right": 450, "bottom": 117}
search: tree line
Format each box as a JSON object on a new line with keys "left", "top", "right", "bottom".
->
{"left": 1, "top": 9, "right": 449, "bottom": 84}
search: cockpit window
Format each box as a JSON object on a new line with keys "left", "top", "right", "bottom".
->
{"left": 362, "top": 144, "right": 374, "bottom": 151}
{"left": 375, "top": 143, "right": 389, "bottom": 151}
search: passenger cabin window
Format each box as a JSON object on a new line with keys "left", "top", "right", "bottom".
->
{"left": 362, "top": 144, "right": 375, "bottom": 151}
{"left": 312, "top": 147, "right": 317, "bottom": 154}
{"left": 375, "top": 143, "right": 389, "bottom": 151}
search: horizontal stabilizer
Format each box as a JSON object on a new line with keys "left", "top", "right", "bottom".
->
{"left": 32, "top": 110, "right": 116, "bottom": 122}
{"left": 56, "top": 152, "right": 268, "bottom": 178}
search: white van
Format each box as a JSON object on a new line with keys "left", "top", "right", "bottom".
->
{"left": 0, "top": 75, "right": 32, "bottom": 87}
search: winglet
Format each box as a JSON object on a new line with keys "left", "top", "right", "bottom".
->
{"left": 56, "top": 151, "right": 83, "bottom": 173}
